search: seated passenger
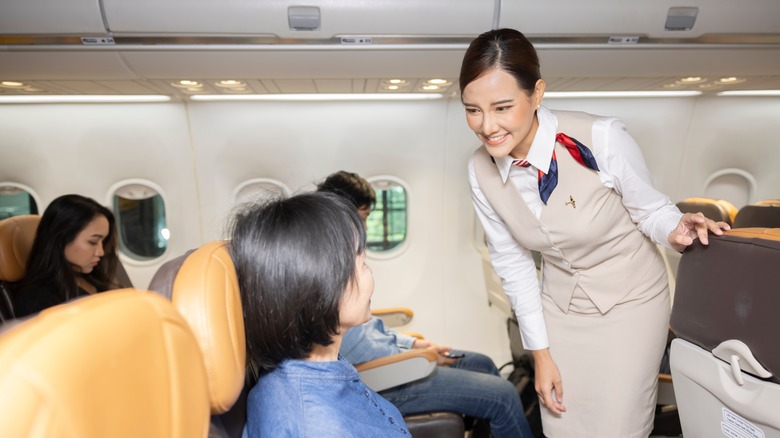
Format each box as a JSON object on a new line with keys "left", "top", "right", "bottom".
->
{"left": 13, "top": 194, "right": 119, "bottom": 318}
{"left": 229, "top": 192, "right": 410, "bottom": 437}
{"left": 317, "top": 171, "right": 534, "bottom": 438}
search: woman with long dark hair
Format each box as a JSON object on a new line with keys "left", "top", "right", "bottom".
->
{"left": 13, "top": 194, "right": 119, "bottom": 317}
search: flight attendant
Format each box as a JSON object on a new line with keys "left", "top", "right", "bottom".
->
{"left": 460, "top": 28, "right": 729, "bottom": 437}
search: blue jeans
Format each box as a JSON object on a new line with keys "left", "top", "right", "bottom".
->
{"left": 379, "top": 350, "right": 534, "bottom": 438}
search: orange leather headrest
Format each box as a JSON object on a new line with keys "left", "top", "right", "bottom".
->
{"left": 678, "top": 197, "right": 738, "bottom": 225}
{"left": 171, "top": 241, "right": 246, "bottom": 415}
{"left": 725, "top": 227, "right": 780, "bottom": 242}
{"left": 0, "top": 289, "right": 210, "bottom": 437}
{"left": 0, "top": 215, "right": 40, "bottom": 282}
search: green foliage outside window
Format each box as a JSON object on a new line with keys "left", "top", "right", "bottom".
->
{"left": 366, "top": 181, "right": 407, "bottom": 252}
{"left": 0, "top": 186, "right": 38, "bottom": 219}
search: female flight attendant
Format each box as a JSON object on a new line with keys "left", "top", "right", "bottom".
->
{"left": 461, "top": 28, "right": 729, "bottom": 437}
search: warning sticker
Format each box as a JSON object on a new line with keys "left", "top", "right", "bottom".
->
{"left": 721, "top": 407, "right": 765, "bottom": 438}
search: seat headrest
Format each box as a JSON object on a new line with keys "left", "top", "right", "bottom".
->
{"left": 733, "top": 204, "right": 780, "bottom": 228}
{"left": 0, "top": 289, "right": 210, "bottom": 437}
{"left": 147, "top": 249, "right": 195, "bottom": 300}
{"left": 171, "top": 241, "right": 246, "bottom": 415}
{"left": 0, "top": 215, "right": 40, "bottom": 282}
{"left": 677, "top": 197, "right": 737, "bottom": 225}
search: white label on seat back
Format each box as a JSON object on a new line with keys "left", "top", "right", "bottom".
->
{"left": 722, "top": 407, "right": 765, "bottom": 438}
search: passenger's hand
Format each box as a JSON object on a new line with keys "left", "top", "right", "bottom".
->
{"left": 413, "top": 339, "right": 456, "bottom": 366}
{"left": 532, "top": 348, "right": 566, "bottom": 415}
{"left": 668, "top": 212, "right": 730, "bottom": 252}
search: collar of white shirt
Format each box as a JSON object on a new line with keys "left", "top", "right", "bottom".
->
{"left": 495, "top": 106, "right": 558, "bottom": 183}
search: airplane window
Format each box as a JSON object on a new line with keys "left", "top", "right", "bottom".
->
{"left": 0, "top": 184, "right": 39, "bottom": 219}
{"left": 111, "top": 182, "right": 168, "bottom": 261}
{"left": 367, "top": 178, "right": 408, "bottom": 252}
{"left": 233, "top": 178, "right": 291, "bottom": 206}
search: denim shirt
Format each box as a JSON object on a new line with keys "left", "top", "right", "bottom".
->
{"left": 245, "top": 355, "right": 409, "bottom": 437}
{"left": 340, "top": 317, "right": 417, "bottom": 365}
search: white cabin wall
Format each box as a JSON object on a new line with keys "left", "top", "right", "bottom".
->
{"left": 542, "top": 97, "right": 780, "bottom": 207}
{"left": 678, "top": 97, "right": 780, "bottom": 206}
{"left": 0, "top": 103, "right": 202, "bottom": 289}
{"left": 541, "top": 98, "right": 697, "bottom": 201}
{"left": 1, "top": 95, "right": 778, "bottom": 366}
{"left": 184, "top": 99, "right": 510, "bottom": 362}
{"left": 442, "top": 97, "right": 514, "bottom": 366}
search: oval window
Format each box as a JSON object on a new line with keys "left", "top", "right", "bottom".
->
{"left": 233, "top": 178, "right": 291, "bottom": 206}
{"left": 111, "top": 182, "right": 168, "bottom": 261}
{"left": 0, "top": 183, "right": 39, "bottom": 219}
{"left": 366, "top": 178, "right": 408, "bottom": 252}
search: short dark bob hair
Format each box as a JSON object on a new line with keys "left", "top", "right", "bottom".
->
{"left": 229, "top": 191, "right": 366, "bottom": 371}
{"left": 459, "top": 28, "right": 541, "bottom": 96}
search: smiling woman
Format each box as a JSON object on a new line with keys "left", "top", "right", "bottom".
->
{"left": 12, "top": 194, "right": 121, "bottom": 318}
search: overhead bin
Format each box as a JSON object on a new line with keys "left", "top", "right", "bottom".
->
{"left": 102, "top": 0, "right": 496, "bottom": 39}
{"left": 500, "top": 0, "right": 780, "bottom": 40}
{"left": 0, "top": 0, "right": 107, "bottom": 35}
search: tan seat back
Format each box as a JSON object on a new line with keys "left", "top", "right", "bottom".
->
{"left": 170, "top": 241, "right": 246, "bottom": 415}
{"left": 0, "top": 289, "right": 210, "bottom": 437}
{"left": 733, "top": 202, "right": 780, "bottom": 228}
{"left": 0, "top": 215, "right": 40, "bottom": 282}
{"left": 670, "top": 228, "right": 780, "bottom": 437}
{"left": 676, "top": 197, "right": 737, "bottom": 225}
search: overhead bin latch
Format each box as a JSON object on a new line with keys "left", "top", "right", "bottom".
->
{"left": 288, "top": 6, "right": 321, "bottom": 31}
{"left": 665, "top": 7, "right": 698, "bottom": 31}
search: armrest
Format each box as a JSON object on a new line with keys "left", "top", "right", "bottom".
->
{"left": 401, "top": 331, "right": 424, "bottom": 340}
{"left": 355, "top": 349, "right": 438, "bottom": 392}
{"left": 371, "top": 307, "right": 414, "bottom": 327}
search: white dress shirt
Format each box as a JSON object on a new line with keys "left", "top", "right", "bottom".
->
{"left": 467, "top": 106, "right": 682, "bottom": 350}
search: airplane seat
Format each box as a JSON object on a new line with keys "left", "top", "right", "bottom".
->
{"left": 733, "top": 201, "right": 780, "bottom": 228}
{"left": 147, "top": 249, "right": 196, "bottom": 300}
{"left": 0, "top": 214, "right": 134, "bottom": 324}
{"left": 371, "top": 306, "right": 414, "bottom": 327}
{"left": 148, "top": 242, "right": 247, "bottom": 438}
{"left": 669, "top": 228, "right": 780, "bottom": 437}
{"left": 664, "top": 197, "right": 739, "bottom": 283}
{"left": 0, "top": 288, "right": 211, "bottom": 437}
{"left": 0, "top": 215, "right": 40, "bottom": 323}
{"left": 676, "top": 197, "right": 738, "bottom": 225}
{"left": 149, "top": 244, "right": 465, "bottom": 437}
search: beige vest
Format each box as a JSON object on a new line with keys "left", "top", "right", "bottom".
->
{"left": 473, "top": 110, "right": 666, "bottom": 314}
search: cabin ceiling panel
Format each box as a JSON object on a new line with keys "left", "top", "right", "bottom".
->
{"left": 0, "top": 52, "right": 136, "bottom": 81}
{"left": 102, "top": 0, "right": 495, "bottom": 38}
{"left": 501, "top": 0, "right": 780, "bottom": 39}
{"left": 115, "top": 49, "right": 466, "bottom": 80}
{"left": 538, "top": 48, "right": 780, "bottom": 78}
{"left": 312, "top": 79, "right": 353, "bottom": 93}
{"left": 0, "top": 0, "right": 107, "bottom": 34}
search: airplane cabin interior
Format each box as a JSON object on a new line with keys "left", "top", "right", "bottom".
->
{"left": 1, "top": 0, "right": 779, "bottom": 436}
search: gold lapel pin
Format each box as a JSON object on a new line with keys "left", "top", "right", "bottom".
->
{"left": 565, "top": 195, "right": 576, "bottom": 208}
